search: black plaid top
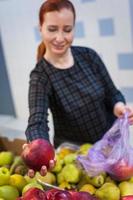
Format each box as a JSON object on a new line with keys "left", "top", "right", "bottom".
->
{"left": 25, "top": 46, "right": 125, "bottom": 147}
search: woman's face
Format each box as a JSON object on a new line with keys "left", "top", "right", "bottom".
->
{"left": 40, "top": 8, "right": 75, "bottom": 57}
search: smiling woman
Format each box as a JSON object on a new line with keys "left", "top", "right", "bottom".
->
{"left": 37, "top": 0, "right": 76, "bottom": 63}
{"left": 40, "top": 8, "right": 75, "bottom": 68}
{"left": 24, "top": 0, "right": 133, "bottom": 177}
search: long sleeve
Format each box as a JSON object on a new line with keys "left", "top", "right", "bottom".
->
{"left": 90, "top": 50, "right": 126, "bottom": 110}
{"left": 25, "top": 64, "right": 51, "bottom": 142}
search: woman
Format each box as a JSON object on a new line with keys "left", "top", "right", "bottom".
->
{"left": 25, "top": 0, "right": 133, "bottom": 176}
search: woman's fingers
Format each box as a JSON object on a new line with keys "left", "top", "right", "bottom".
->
{"left": 39, "top": 159, "right": 56, "bottom": 176}
{"left": 125, "top": 106, "right": 133, "bottom": 124}
{"left": 22, "top": 143, "right": 28, "bottom": 150}
{"left": 27, "top": 169, "right": 35, "bottom": 178}
{"left": 27, "top": 166, "right": 47, "bottom": 177}
{"left": 49, "top": 159, "right": 56, "bottom": 171}
{"left": 40, "top": 165, "right": 47, "bottom": 176}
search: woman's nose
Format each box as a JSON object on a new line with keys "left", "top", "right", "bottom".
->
{"left": 55, "top": 31, "right": 65, "bottom": 42}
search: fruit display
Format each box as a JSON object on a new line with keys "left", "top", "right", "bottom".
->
{"left": 0, "top": 141, "right": 133, "bottom": 199}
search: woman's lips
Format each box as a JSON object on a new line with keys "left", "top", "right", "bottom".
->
{"left": 53, "top": 44, "right": 65, "bottom": 50}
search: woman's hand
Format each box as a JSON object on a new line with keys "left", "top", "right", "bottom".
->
{"left": 113, "top": 102, "right": 133, "bottom": 125}
{"left": 22, "top": 143, "right": 56, "bottom": 178}
{"left": 27, "top": 159, "right": 56, "bottom": 178}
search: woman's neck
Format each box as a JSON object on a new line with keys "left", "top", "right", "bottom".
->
{"left": 44, "top": 48, "right": 74, "bottom": 69}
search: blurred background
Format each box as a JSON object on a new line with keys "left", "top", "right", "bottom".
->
{"left": 0, "top": 0, "right": 133, "bottom": 143}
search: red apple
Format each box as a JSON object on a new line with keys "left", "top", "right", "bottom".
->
{"left": 69, "top": 191, "right": 98, "bottom": 200}
{"left": 21, "top": 139, "right": 55, "bottom": 171}
{"left": 120, "top": 195, "right": 133, "bottom": 200}
{"left": 109, "top": 159, "right": 133, "bottom": 181}
{"left": 22, "top": 188, "right": 47, "bottom": 200}
{"left": 46, "top": 188, "right": 73, "bottom": 200}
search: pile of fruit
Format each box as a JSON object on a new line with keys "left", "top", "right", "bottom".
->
{"left": 0, "top": 139, "right": 133, "bottom": 200}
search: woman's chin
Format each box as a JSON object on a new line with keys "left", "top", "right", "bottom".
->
{"left": 52, "top": 46, "right": 68, "bottom": 55}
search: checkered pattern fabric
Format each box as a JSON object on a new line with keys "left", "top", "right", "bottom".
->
{"left": 25, "top": 46, "right": 125, "bottom": 147}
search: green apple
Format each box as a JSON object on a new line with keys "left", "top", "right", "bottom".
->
{"left": 0, "top": 185, "right": 19, "bottom": 200}
{"left": 22, "top": 182, "right": 43, "bottom": 195}
{"left": 0, "top": 151, "right": 14, "bottom": 166}
{"left": 0, "top": 167, "right": 10, "bottom": 186}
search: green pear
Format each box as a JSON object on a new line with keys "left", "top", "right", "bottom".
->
{"left": 22, "top": 182, "right": 43, "bottom": 195}
{"left": 119, "top": 181, "right": 133, "bottom": 196}
{"left": 0, "top": 185, "right": 19, "bottom": 200}
{"left": 86, "top": 173, "right": 105, "bottom": 187}
{"left": 57, "top": 171, "right": 65, "bottom": 184}
{"left": 14, "top": 164, "right": 28, "bottom": 176}
{"left": 129, "top": 176, "right": 133, "bottom": 183}
{"left": 63, "top": 153, "right": 77, "bottom": 165}
{"left": 0, "top": 151, "right": 14, "bottom": 166}
{"left": 0, "top": 167, "right": 10, "bottom": 186}
{"left": 35, "top": 171, "right": 56, "bottom": 185}
{"left": 77, "top": 173, "right": 89, "bottom": 190}
{"left": 24, "top": 175, "right": 37, "bottom": 183}
{"left": 95, "top": 182, "right": 120, "bottom": 200}
{"left": 51, "top": 154, "right": 64, "bottom": 173}
{"left": 78, "top": 143, "right": 92, "bottom": 155}
{"left": 105, "top": 176, "right": 116, "bottom": 184}
{"left": 10, "top": 156, "right": 24, "bottom": 174}
{"left": 61, "top": 163, "right": 81, "bottom": 184}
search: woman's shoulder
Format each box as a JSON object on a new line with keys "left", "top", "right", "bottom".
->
{"left": 71, "top": 45, "right": 98, "bottom": 57}
{"left": 33, "top": 58, "right": 46, "bottom": 72}
{"left": 30, "top": 58, "right": 49, "bottom": 80}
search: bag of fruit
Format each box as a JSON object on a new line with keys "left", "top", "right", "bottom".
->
{"left": 77, "top": 112, "right": 133, "bottom": 181}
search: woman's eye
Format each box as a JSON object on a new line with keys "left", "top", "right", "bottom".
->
{"left": 64, "top": 29, "right": 72, "bottom": 33}
{"left": 48, "top": 28, "right": 57, "bottom": 32}
{"left": 64, "top": 27, "right": 73, "bottom": 32}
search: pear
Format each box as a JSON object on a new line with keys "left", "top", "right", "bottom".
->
{"left": 79, "top": 183, "right": 96, "bottom": 195}
{"left": 0, "top": 167, "right": 10, "bottom": 186}
{"left": 77, "top": 173, "right": 88, "bottom": 190}
{"left": 60, "top": 163, "right": 81, "bottom": 184}
{"left": 95, "top": 182, "right": 120, "bottom": 200}
{"left": 51, "top": 154, "right": 64, "bottom": 173}
{"left": 78, "top": 143, "right": 92, "bottom": 155}
{"left": 63, "top": 153, "right": 77, "bottom": 164}
{"left": 86, "top": 173, "right": 105, "bottom": 187}
{"left": 35, "top": 171, "right": 56, "bottom": 185}
{"left": 57, "top": 171, "right": 65, "bottom": 184}
{"left": 59, "top": 181, "right": 72, "bottom": 190}
{"left": 24, "top": 174, "right": 37, "bottom": 183}
{"left": 0, "top": 185, "right": 19, "bottom": 200}
{"left": 10, "top": 156, "right": 25, "bottom": 174}
{"left": 119, "top": 181, "right": 133, "bottom": 196}
{"left": 129, "top": 176, "right": 133, "bottom": 183}
{"left": 0, "top": 151, "right": 14, "bottom": 166}
{"left": 22, "top": 182, "right": 43, "bottom": 195}
{"left": 105, "top": 176, "right": 116, "bottom": 184}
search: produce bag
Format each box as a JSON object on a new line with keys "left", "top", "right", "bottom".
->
{"left": 77, "top": 112, "right": 133, "bottom": 181}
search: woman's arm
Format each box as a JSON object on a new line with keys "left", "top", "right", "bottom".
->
{"left": 92, "top": 50, "right": 133, "bottom": 124}
{"left": 24, "top": 64, "right": 55, "bottom": 176}
{"left": 25, "top": 66, "right": 50, "bottom": 142}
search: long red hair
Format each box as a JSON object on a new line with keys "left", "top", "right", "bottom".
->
{"left": 37, "top": 0, "right": 76, "bottom": 62}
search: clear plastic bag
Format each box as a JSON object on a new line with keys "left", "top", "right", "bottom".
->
{"left": 77, "top": 112, "right": 133, "bottom": 181}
